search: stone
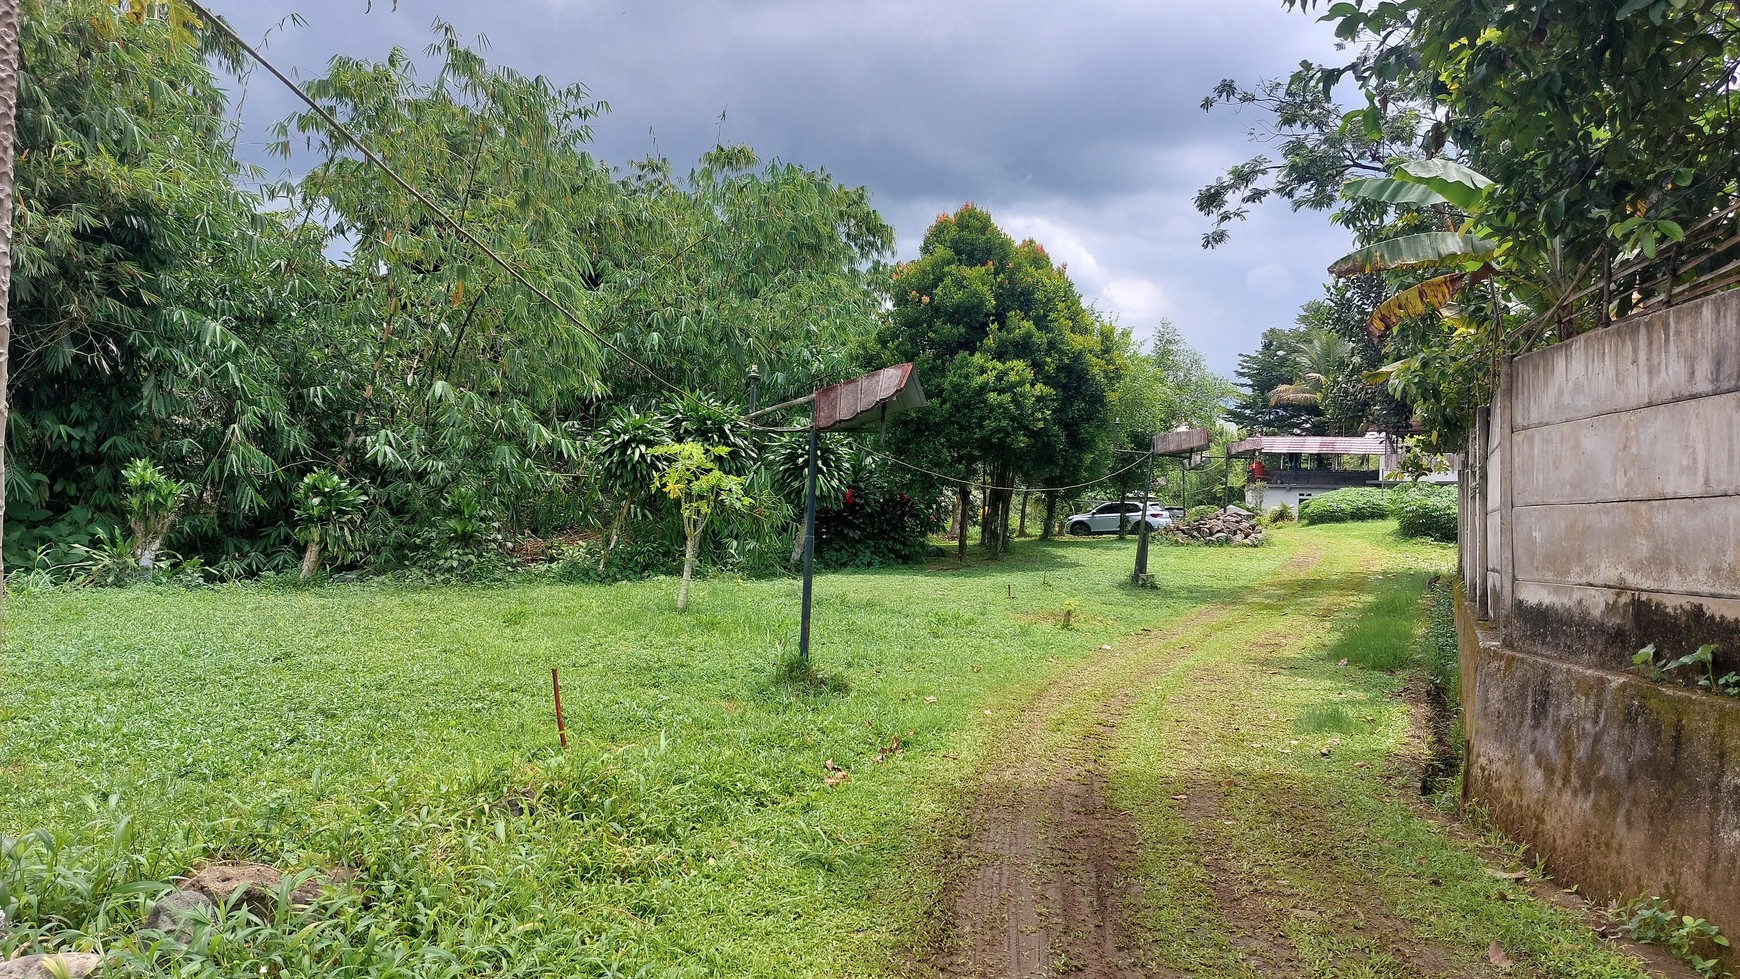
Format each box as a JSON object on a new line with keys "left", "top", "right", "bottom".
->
{"left": 183, "top": 863, "right": 323, "bottom": 918}
{"left": 142, "top": 888, "right": 217, "bottom": 944}
{"left": 0, "top": 953, "right": 104, "bottom": 978}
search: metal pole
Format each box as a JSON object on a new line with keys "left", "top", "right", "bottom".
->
{"left": 1133, "top": 448, "right": 1155, "bottom": 585}
{"left": 1181, "top": 457, "right": 1191, "bottom": 515}
{"left": 798, "top": 421, "right": 819, "bottom": 665}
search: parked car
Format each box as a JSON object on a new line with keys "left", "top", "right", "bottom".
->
{"left": 1065, "top": 501, "right": 1170, "bottom": 535}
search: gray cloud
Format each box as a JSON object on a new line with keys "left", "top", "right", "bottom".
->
{"left": 213, "top": 0, "right": 1360, "bottom": 377}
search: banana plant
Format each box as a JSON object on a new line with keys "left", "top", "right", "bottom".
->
{"left": 1329, "top": 159, "right": 1500, "bottom": 338}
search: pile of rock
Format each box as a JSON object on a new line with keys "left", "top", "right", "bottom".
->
{"left": 1163, "top": 506, "right": 1264, "bottom": 546}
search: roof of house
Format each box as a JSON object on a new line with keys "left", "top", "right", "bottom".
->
{"left": 1227, "top": 433, "right": 1390, "bottom": 456}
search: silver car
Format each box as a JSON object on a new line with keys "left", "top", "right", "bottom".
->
{"left": 1065, "top": 501, "right": 1170, "bottom": 535}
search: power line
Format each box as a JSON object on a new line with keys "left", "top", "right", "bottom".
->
{"left": 188, "top": 1, "right": 691, "bottom": 400}
{"left": 865, "top": 448, "right": 1151, "bottom": 494}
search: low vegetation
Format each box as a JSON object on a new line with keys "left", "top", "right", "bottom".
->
{"left": 1299, "top": 484, "right": 1457, "bottom": 543}
{"left": 0, "top": 523, "right": 1665, "bottom": 977}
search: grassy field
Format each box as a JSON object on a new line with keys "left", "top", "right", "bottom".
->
{"left": 0, "top": 524, "right": 1655, "bottom": 978}
{"left": 2, "top": 530, "right": 1291, "bottom": 976}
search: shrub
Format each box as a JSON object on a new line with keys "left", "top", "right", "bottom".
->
{"left": 1265, "top": 504, "right": 1295, "bottom": 525}
{"left": 1397, "top": 490, "right": 1458, "bottom": 542}
{"left": 1298, "top": 487, "right": 1392, "bottom": 524}
{"left": 814, "top": 489, "right": 931, "bottom": 568}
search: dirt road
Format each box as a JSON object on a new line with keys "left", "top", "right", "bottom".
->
{"left": 928, "top": 537, "right": 1680, "bottom": 979}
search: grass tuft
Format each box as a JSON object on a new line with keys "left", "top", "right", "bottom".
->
{"left": 1325, "top": 571, "right": 1431, "bottom": 671}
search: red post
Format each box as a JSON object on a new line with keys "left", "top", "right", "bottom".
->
{"left": 551, "top": 668, "right": 567, "bottom": 749}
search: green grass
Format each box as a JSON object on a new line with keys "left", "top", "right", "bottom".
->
{"left": 0, "top": 534, "right": 1289, "bottom": 977}
{"left": 0, "top": 524, "right": 1652, "bottom": 978}
{"left": 1324, "top": 569, "right": 1434, "bottom": 671}
{"left": 1108, "top": 523, "right": 1646, "bottom": 978}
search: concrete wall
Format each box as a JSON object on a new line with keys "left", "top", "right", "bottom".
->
{"left": 1462, "top": 290, "right": 1740, "bottom": 941}
{"left": 1481, "top": 294, "right": 1740, "bottom": 672}
{"left": 1459, "top": 603, "right": 1740, "bottom": 928}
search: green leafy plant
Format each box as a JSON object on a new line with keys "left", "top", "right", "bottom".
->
{"left": 121, "top": 458, "right": 191, "bottom": 574}
{"left": 293, "top": 470, "right": 367, "bottom": 580}
{"left": 1623, "top": 897, "right": 1731, "bottom": 978}
{"left": 649, "top": 443, "right": 755, "bottom": 610}
{"left": 1396, "top": 490, "right": 1458, "bottom": 543}
{"left": 1633, "top": 643, "right": 1735, "bottom": 697}
{"left": 1298, "top": 487, "right": 1393, "bottom": 525}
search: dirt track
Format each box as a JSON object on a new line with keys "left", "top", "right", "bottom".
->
{"left": 926, "top": 542, "right": 1692, "bottom": 979}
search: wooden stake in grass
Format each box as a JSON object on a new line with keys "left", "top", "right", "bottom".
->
{"left": 551, "top": 668, "right": 567, "bottom": 749}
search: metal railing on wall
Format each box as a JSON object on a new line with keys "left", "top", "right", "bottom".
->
{"left": 1523, "top": 199, "right": 1740, "bottom": 340}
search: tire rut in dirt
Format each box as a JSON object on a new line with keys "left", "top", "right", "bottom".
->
{"left": 933, "top": 549, "right": 1329, "bottom": 979}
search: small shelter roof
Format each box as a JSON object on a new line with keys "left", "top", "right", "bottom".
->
{"left": 812, "top": 363, "right": 926, "bottom": 431}
{"left": 1226, "top": 433, "right": 1389, "bottom": 457}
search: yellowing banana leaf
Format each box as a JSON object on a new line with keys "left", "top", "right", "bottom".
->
{"left": 1366, "top": 265, "right": 1494, "bottom": 338}
{"left": 1329, "top": 232, "right": 1496, "bottom": 277}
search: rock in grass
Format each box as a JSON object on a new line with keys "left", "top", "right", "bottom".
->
{"left": 142, "top": 888, "right": 217, "bottom": 943}
{"left": 184, "top": 863, "right": 323, "bottom": 917}
{"left": 0, "top": 953, "right": 105, "bottom": 978}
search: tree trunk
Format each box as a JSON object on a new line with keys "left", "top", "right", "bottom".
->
{"left": 1017, "top": 490, "right": 1029, "bottom": 538}
{"left": 988, "top": 464, "right": 1014, "bottom": 556}
{"left": 0, "top": 1, "right": 19, "bottom": 643}
{"left": 599, "top": 496, "right": 631, "bottom": 572}
{"left": 676, "top": 529, "right": 700, "bottom": 609}
{"left": 1041, "top": 491, "right": 1058, "bottom": 540}
{"left": 300, "top": 540, "right": 322, "bottom": 581}
{"left": 956, "top": 485, "right": 969, "bottom": 565}
{"left": 977, "top": 479, "right": 990, "bottom": 547}
{"left": 136, "top": 537, "right": 164, "bottom": 574}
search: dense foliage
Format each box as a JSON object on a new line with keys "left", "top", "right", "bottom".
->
{"left": 1211, "top": 0, "right": 1740, "bottom": 449}
{"left": 873, "top": 205, "right": 1124, "bottom": 555}
{"left": 814, "top": 489, "right": 933, "bottom": 569}
{"left": 1396, "top": 489, "right": 1459, "bottom": 544}
{"left": 1298, "top": 484, "right": 1457, "bottom": 542}
{"left": 3, "top": 6, "right": 893, "bottom": 582}
{"left": 5, "top": 8, "right": 1233, "bottom": 586}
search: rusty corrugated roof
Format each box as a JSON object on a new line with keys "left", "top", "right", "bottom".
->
{"left": 1227, "top": 433, "right": 1389, "bottom": 456}
{"left": 813, "top": 363, "right": 927, "bottom": 431}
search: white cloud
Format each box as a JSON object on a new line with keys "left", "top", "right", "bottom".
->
{"left": 1244, "top": 263, "right": 1296, "bottom": 297}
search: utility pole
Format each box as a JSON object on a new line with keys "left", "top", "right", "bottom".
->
{"left": 0, "top": 0, "right": 21, "bottom": 645}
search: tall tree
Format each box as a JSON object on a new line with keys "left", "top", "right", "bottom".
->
{"left": 875, "top": 205, "right": 1121, "bottom": 556}
{"left": 1226, "top": 326, "right": 1330, "bottom": 435}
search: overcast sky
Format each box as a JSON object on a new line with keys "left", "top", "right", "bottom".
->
{"left": 211, "top": 0, "right": 1359, "bottom": 379}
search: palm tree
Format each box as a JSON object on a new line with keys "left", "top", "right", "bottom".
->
{"left": 590, "top": 405, "right": 671, "bottom": 570}
{"left": 1268, "top": 328, "right": 1353, "bottom": 407}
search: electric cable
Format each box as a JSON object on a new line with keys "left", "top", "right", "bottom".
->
{"left": 863, "top": 448, "right": 1151, "bottom": 494}
{"left": 188, "top": 0, "right": 692, "bottom": 400}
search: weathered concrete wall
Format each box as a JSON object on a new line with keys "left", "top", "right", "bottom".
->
{"left": 1461, "top": 290, "right": 1740, "bottom": 943}
{"left": 1497, "top": 293, "right": 1740, "bottom": 673}
{"left": 1458, "top": 602, "right": 1740, "bottom": 936}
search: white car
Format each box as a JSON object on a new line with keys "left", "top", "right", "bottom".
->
{"left": 1065, "top": 502, "right": 1171, "bottom": 536}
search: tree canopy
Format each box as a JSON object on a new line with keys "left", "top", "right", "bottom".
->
{"left": 874, "top": 205, "right": 1123, "bottom": 553}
